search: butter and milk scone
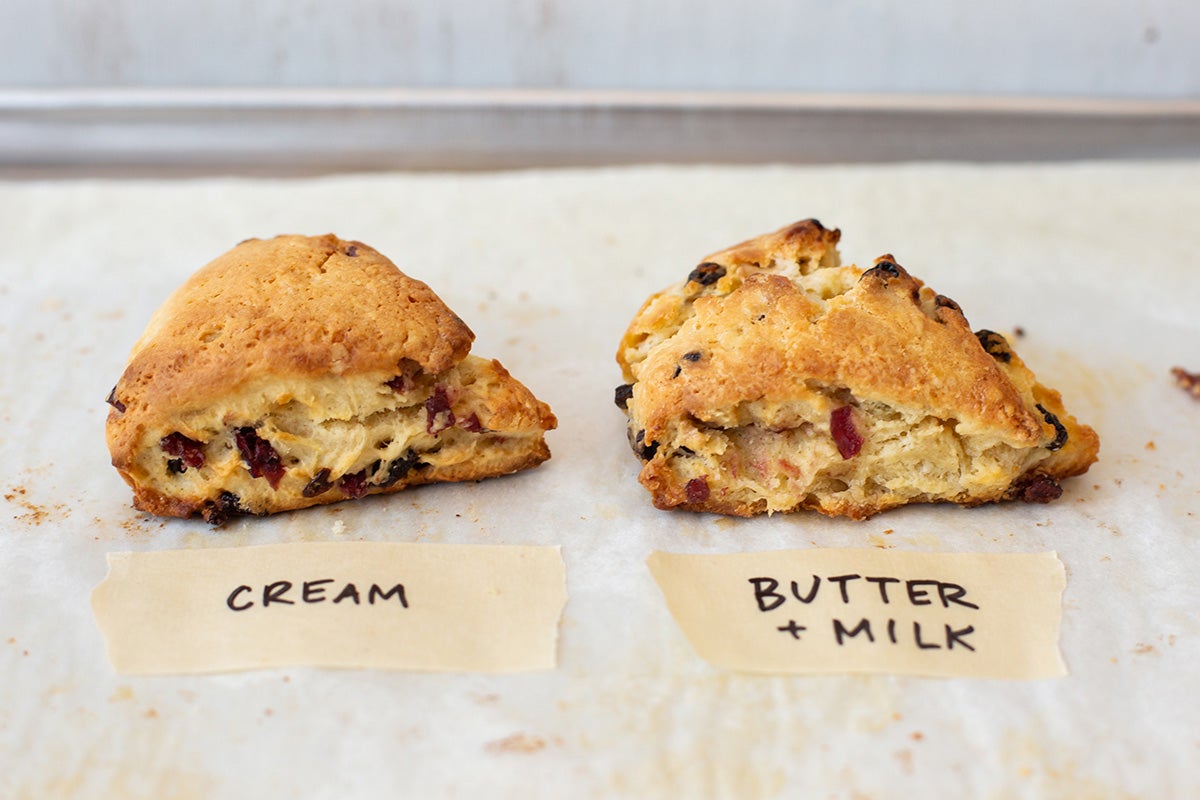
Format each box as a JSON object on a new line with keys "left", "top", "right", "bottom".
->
{"left": 615, "top": 219, "right": 1098, "bottom": 519}
{"left": 106, "top": 234, "right": 556, "bottom": 523}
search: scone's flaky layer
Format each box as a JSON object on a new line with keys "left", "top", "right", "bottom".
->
{"left": 107, "top": 235, "right": 556, "bottom": 522}
{"left": 616, "top": 219, "right": 1099, "bottom": 519}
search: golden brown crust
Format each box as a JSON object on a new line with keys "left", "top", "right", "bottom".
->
{"left": 108, "top": 235, "right": 474, "bottom": 464}
{"left": 106, "top": 235, "right": 555, "bottom": 522}
{"left": 617, "top": 218, "right": 843, "bottom": 383}
{"left": 617, "top": 222, "right": 1099, "bottom": 519}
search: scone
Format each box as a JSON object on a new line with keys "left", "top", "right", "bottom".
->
{"left": 106, "top": 234, "right": 556, "bottom": 523}
{"left": 615, "top": 219, "right": 1099, "bottom": 519}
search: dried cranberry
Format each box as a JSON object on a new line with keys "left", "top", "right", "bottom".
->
{"left": 1035, "top": 404, "right": 1068, "bottom": 451}
{"left": 378, "top": 449, "right": 424, "bottom": 488}
{"left": 425, "top": 385, "right": 456, "bottom": 434}
{"left": 161, "top": 432, "right": 206, "bottom": 469}
{"left": 975, "top": 330, "right": 1012, "bottom": 363}
{"left": 685, "top": 477, "right": 710, "bottom": 504}
{"left": 346, "top": 245, "right": 359, "bottom": 257}
{"left": 302, "top": 468, "right": 333, "bottom": 498}
{"left": 385, "top": 375, "right": 411, "bottom": 393}
{"left": 614, "top": 383, "right": 634, "bottom": 410}
{"left": 340, "top": 469, "right": 369, "bottom": 499}
{"left": 830, "top": 406, "right": 863, "bottom": 459}
{"left": 1019, "top": 474, "right": 1063, "bottom": 504}
{"left": 105, "top": 386, "right": 126, "bottom": 414}
{"left": 688, "top": 262, "right": 726, "bottom": 286}
{"left": 458, "top": 413, "right": 484, "bottom": 433}
{"left": 235, "top": 427, "right": 285, "bottom": 489}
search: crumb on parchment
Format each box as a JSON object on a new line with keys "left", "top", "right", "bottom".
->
{"left": 1171, "top": 367, "right": 1200, "bottom": 399}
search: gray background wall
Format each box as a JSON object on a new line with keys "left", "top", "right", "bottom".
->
{"left": 4, "top": 0, "right": 1197, "bottom": 98}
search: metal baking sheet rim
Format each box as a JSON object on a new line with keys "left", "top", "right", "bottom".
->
{"left": 2, "top": 88, "right": 1200, "bottom": 172}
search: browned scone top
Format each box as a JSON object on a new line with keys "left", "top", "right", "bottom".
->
{"left": 110, "top": 235, "right": 473, "bottom": 447}
{"left": 106, "top": 234, "right": 556, "bottom": 523}
{"left": 616, "top": 219, "right": 1099, "bottom": 519}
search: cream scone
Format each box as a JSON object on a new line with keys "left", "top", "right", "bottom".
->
{"left": 107, "top": 234, "right": 556, "bottom": 523}
{"left": 615, "top": 219, "right": 1098, "bottom": 519}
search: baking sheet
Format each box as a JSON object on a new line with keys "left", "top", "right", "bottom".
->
{"left": 1, "top": 162, "right": 1198, "bottom": 798}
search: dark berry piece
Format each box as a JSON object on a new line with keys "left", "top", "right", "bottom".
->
{"left": 166, "top": 458, "right": 185, "bottom": 475}
{"left": 687, "top": 262, "right": 726, "bottom": 286}
{"left": 1035, "top": 404, "right": 1068, "bottom": 451}
{"left": 161, "top": 432, "right": 206, "bottom": 469}
{"left": 425, "top": 385, "right": 456, "bottom": 434}
{"left": 458, "top": 413, "right": 484, "bottom": 433}
{"left": 385, "top": 375, "right": 411, "bottom": 393}
{"left": 378, "top": 449, "right": 424, "bottom": 488}
{"left": 202, "top": 491, "right": 246, "bottom": 525}
{"left": 683, "top": 351, "right": 702, "bottom": 362}
{"left": 1019, "top": 474, "right": 1063, "bottom": 504}
{"left": 302, "top": 468, "right": 333, "bottom": 498}
{"left": 671, "top": 366, "right": 682, "bottom": 379}
{"left": 340, "top": 469, "right": 370, "bottom": 499}
{"left": 235, "top": 427, "right": 286, "bottom": 489}
{"left": 861, "top": 260, "right": 902, "bottom": 281}
{"left": 614, "top": 384, "right": 634, "bottom": 410}
{"left": 106, "top": 386, "right": 127, "bottom": 414}
{"left": 346, "top": 245, "right": 359, "bottom": 257}
{"left": 685, "top": 477, "right": 711, "bottom": 504}
{"left": 975, "top": 330, "right": 1012, "bottom": 363}
{"left": 934, "top": 294, "right": 961, "bottom": 313}
{"left": 830, "top": 406, "right": 863, "bottom": 460}
{"left": 634, "top": 429, "right": 659, "bottom": 461}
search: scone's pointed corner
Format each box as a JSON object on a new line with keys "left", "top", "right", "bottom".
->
{"left": 106, "top": 234, "right": 556, "bottom": 524}
{"left": 616, "top": 219, "right": 1100, "bottom": 520}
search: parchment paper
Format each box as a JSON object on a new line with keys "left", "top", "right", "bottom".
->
{"left": 1, "top": 162, "right": 1198, "bottom": 798}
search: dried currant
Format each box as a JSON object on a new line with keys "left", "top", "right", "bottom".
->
{"left": 1036, "top": 404, "right": 1068, "bottom": 451}
{"left": 166, "top": 459, "right": 185, "bottom": 475}
{"left": 425, "top": 385, "right": 456, "bottom": 434}
{"left": 302, "top": 468, "right": 333, "bottom": 498}
{"left": 378, "top": 449, "right": 424, "bottom": 488}
{"left": 346, "top": 245, "right": 359, "bottom": 257}
{"left": 975, "top": 330, "right": 1012, "bottom": 363}
{"left": 634, "top": 429, "right": 659, "bottom": 460}
{"left": 685, "top": 477, "right": 711, "bottom": 504}
{"left": 202, "top": 491, "right": 245, "bottom": 525}
{"left": 861, "top": 260, "right": 902, "bottom": 281}
{"left": 105, "top": 386, "right": 126, "bottom": 414}
{"left": 934, "top": 294, "right": 961, "bottom": 313}
{"left": 235, "top": 427, "right": 286, "bottom": 489}
{"left": 1019, "top": 474, "right": 1063, "bottom": 504}
{"left": 830, "top": 406, "right": 863, "bottom": 459}
{"left": 687, "top": 262, "right": 726, "bottom": 286}
{"left": 161, "top": 432, "right": 206, "bottom": 469}
{"left": 614, "top": 383, "right": 634, "bottom": 410}
{"left": 682, "top": 351, "right": 702, "bottom": 362}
